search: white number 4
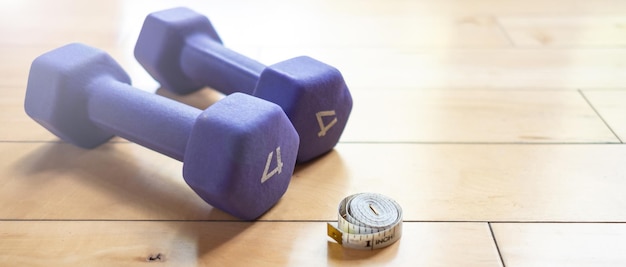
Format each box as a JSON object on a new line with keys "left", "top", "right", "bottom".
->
{"left": 261, "top": 147, "right": 283, "bottom": 183}
{"left": 316, "top": 110, "right": 338, "bottom": 137}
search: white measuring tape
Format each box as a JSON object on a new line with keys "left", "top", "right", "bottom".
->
{"left": 327, "top": 193, "right": 403, "bottom": 250}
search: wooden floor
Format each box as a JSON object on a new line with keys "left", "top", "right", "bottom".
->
{"left": 2, "top": 0, "right": 626, "bottom": 266}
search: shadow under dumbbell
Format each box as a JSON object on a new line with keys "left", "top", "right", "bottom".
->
{"left": 15, "top": 141, "right": 239, "bottom": 221}
{"left": 15, "top": 141, "right": 256, "bottom": 257}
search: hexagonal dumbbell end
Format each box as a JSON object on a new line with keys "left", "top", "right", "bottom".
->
{"left": 25, "top": 43, "right": 129, "bottom": 148}
{"left": 256, "top": 56, "right": 353, "bottom": 162}
{"left": 135, "top": 7, "right": 353, "bottom": 163}
{"left": 135, "top": 6, "right": 222, "bottom": 93}
{"left": 183, "top": 94, "right": 299, "bottom": 219}
{"left": 24, "top": 43, "right": 300, "bottom": 220}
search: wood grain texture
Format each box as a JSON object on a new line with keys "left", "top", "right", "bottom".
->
{"left": 499, "top": 16, "right": 626, "bottom": 47}
{"left": 581, "top": 90, "right": 626, "bottom": 142}
{"left": 3, "top": 0, "right": 626, "bottom": 265}
{"left": 492, "top": 223, "right": 626, "bottom": 267}
{"left": 8, "top": 88, "right": 619, "bottom": 143}
{"left": 3, "top": 142, "right": 626, "bottom": 222}
{"left": 260, "top": 48, "right": 626, "bottom": 90}
{"left": 0, "top": 221, "right": 501, "bottom": 267}
{"left": 342, "top": 90, "right": 618, "bottom": 143}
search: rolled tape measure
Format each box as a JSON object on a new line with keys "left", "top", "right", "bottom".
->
{"left": 327, "top": 193, "right": 403, "bottom": 250}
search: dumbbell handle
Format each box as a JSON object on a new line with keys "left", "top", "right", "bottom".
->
{"left": 87, "top": 77, "right": 200, "bottom": 161}
{"left": 181, "top": 34, "right": 265, "bottom": 95}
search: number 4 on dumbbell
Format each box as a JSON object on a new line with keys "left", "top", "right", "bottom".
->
{"left": 24, "top": 43, "right": 300, "bottom": 220}
{"left": 135, "top": 7, "right": 353, "bottom": 163}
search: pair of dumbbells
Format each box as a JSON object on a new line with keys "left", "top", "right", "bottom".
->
{"left": 24, "top": 7, "right": 352, "bottom": 220}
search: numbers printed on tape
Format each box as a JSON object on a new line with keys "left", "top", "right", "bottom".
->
{"left": 261, "top": 147, "right": 283, "bottom": 183}
{"left": 327, "top": 193, "right": 403, "bottom": 250}
{"left": 316, "top": 110, "right": 338, "bottom": 137}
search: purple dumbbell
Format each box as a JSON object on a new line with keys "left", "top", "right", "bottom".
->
{"left": 24, "top": 43, "right": 300, "bottom": 220}
{"left": 134, "top": 7, "right": 353, "bottom": 163}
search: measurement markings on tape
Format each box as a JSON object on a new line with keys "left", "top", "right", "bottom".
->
{"left": 327, "top": 193, "right": 403, "bottom": 250}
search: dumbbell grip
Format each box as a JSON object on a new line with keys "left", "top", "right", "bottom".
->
{"left": 181, "top": 34, "right": 265, "bottom": 95}
{"left": 87, "top": 77, "right": 200, "bottom": 161}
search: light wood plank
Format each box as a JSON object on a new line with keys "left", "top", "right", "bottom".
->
{"left": 581, "top": 90, "right": 626, "bottom": 142}
{"left": 3, "top": 0, "right": 626, "bottom": 265}
{"left": 0, "top": 1, "right": 123, "bottom": 47}
{"left": 0, "top": 0, "right": 511, "bottom": 93}
{"left": 319, "top": 0, "right": 626, "bottom": 16}
{"left": 0, "top": 221, "right": 501, "bottom": 267}
{"left": 342, "top": 90, "right": 617, "bottom": 143}
{"left": 6, "top": 32, "right": 626, "bottom": 92}
{"left": 4, "top": 1, "right": 626, "bottom": 90}
{"left": 492, "top": 223, "right": 626, "bottom": 266}
{"left": 279, "top": 144, "right": 626, "bottom": 221}
{"left": 6, "top": 88, "right": 617, "bottom": 143}
{"left": 0, "top": 1, "right": 511, "bottom": 48}
{"left": 3, "top": 143, "right": 626, "bottom": 222}
{"left": 0, "top": 46, "right": 47, "bottom": 89}
{"left": 499, "top": 16, "right": 626, "bottom": 47}
{"left": 116, "top": 47, "right": 626, "bottom": 90}
{"left": 73, "top": 47, "right": 626, "bottom": 91}
{"left": 260, "top": 48, "right": 626, "bottom": 90}
{"left": 218, "top": 15, "right": 510, "bottom": 48}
